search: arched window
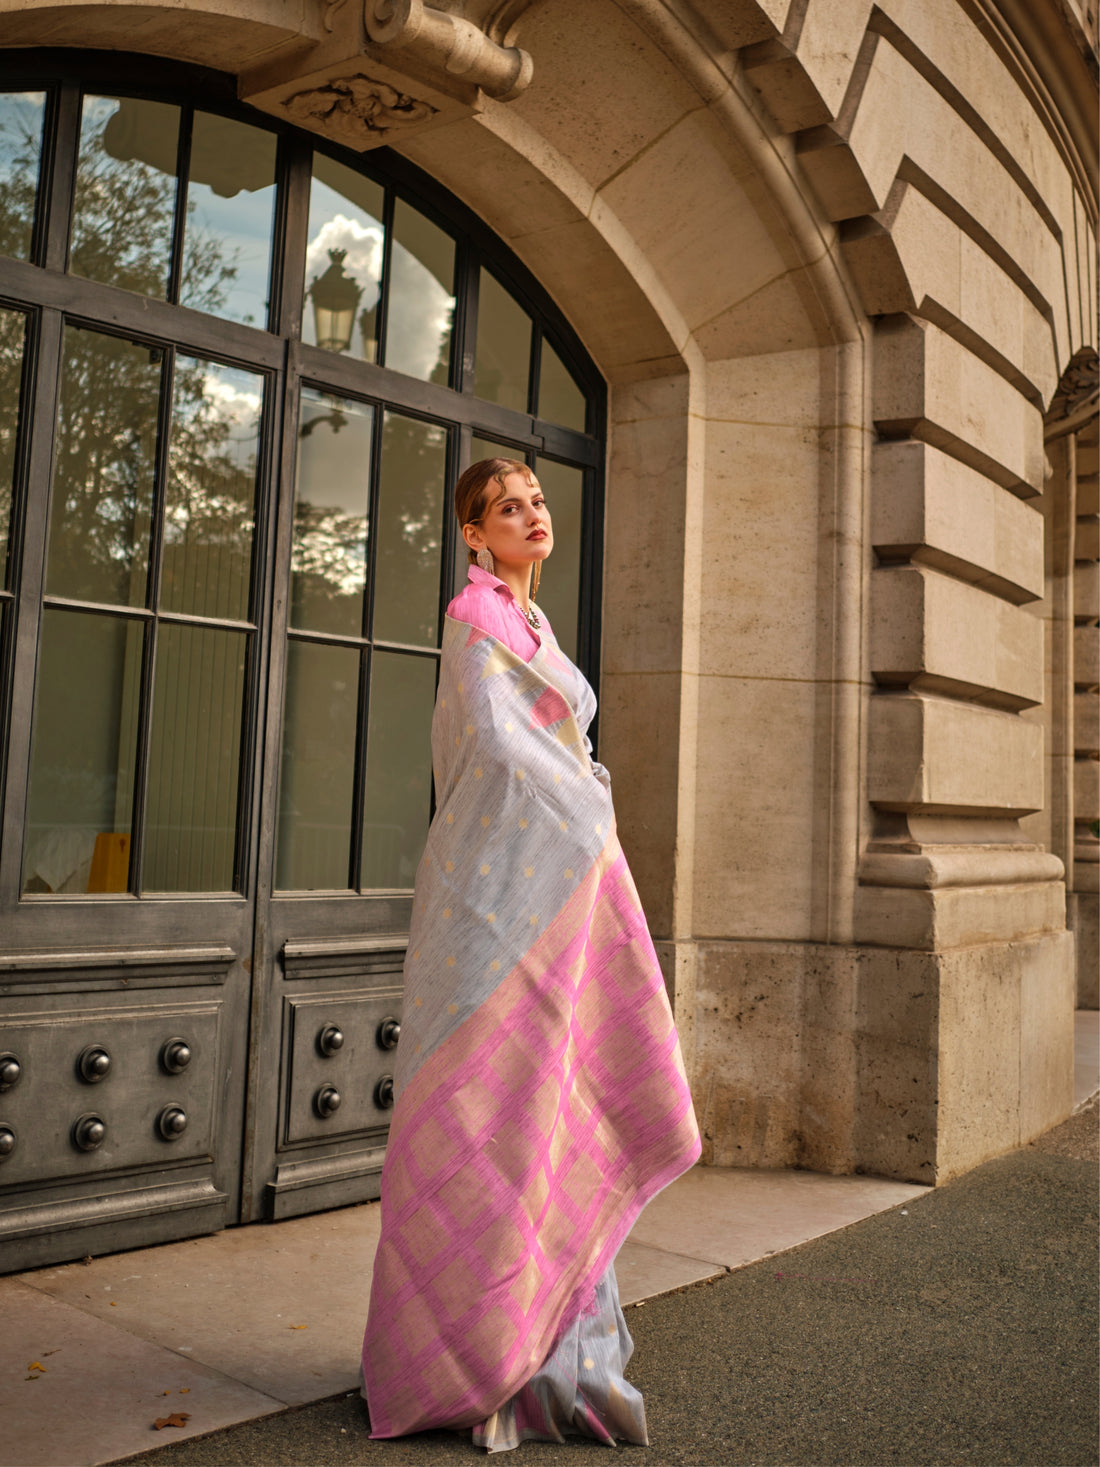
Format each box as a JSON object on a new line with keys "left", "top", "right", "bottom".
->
{"left": 0, "top": 58, "right": 604, "bottom": 902}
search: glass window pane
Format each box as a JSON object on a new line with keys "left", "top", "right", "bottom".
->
{"left": 162, "top": 358, "right": 262, "bottom": 621}
{"left": 70, "top": 95, "right": 179, "bottom": 299}
{"left": 179, "top": 112, "right": 276, "bottom": 328}
{"left": 0, "top": 306, "right": 27, "bottom": 586}
{"left": 474, "top": 268, "right": 531, "bottom": 413}
{"left": 361, "top": 651, "right": 435, "bottom": 889}
{"left": 292, "top": 389, "right": 373, "bottom": 637}
{"left": 142, "top": 622, "right": 246, "bottom": 891}
{"left": 384, "top": 199, "right": 454, "bottom": 384}
{"left": 538, "top": 338, "right": 587, "bottom": 432}
{"left": 451, "top": 435, "right": 522, "bottom": 599}
{"left": 275, "top": 640, "right": 358, "bottom": 891}
{"left": 372, "top": 412, "right": 447, "bottom": 647}
{"left": 0, "top": 90, "right": 46, "bottom": 261}
{"left": 533, "top": 458, "right": 583, "bottom": 662}
{"left": 305, "top": 155, "right": 385, "bottom": 362}
{"left": 23, "top": 609, "right": 141, "bottom": 894}
{"left": 47, "top": 327, "right": 161, "bottom": 607}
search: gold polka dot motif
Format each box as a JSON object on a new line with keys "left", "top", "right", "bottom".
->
{"left": 490, "top": 960, "right": 500, "bottom": 972}
{"left": 475, "top": 767, "right": 483, "bottom": 779}
{"left": 518, "top": 818, "right": 529, "bottom": 830}
{"left": 448, "top": 1003, "right": 458, "bottom": 1015}
{"left": 583, "top": 1358, "right": 594, "bottom": 1370}
{"left": 565, "top": 868, "right": 574, "bottom": 879}
{"left": 443, "top": 908, "right": 452, "bottom": 918}
{"left": 481, "top": 815, "right": 491, "bottom": 828}
{"left": 559, "top": 821, "right": 568, "bottom": 832}
{"left": 446, "top": 812, "right": 454, "bottom": 824}
{"left": 515, "top": 769, "right": 525, "bottom": 781}
{"left": 445, "top": 860, "right": 454, "bottom": 872}
{"left": 487, "top": 913, "right": 496, "bottom": 923}
{"left": 480, "top": 863, "right": 490, "bottom": 875}
{"left": 446, "top": 955, "right": 456, "bottom": 966}
{"left": 524, "top": 866, "right": 533, "bottom": 878}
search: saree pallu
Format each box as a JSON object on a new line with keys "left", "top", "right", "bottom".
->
{"left": 361, "top": 614, "right": 700, "bottom": 1441}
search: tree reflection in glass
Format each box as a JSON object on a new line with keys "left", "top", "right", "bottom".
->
{"left": 180, "top": 112, "right": 277, "bottom": 328}
{"left": 47, "top": 327, "right": 161, "bottom": 607}
{"left": 291, "top": 388, "right": 374, "bottom": 637}
{"left": 70, "top": 95, "right": 180, "bottom": 299}
{"left": 0, "top": 306, "right": 26, "bottom": 584}
{"left": 0, "top": 90, "right": 45, "bottom": 262}
{"left": 474, "top": 268, "right": 531, "bottom": 413}
{"left": 162, "top": 359, "right": 262, "bottom": 621}
{"left": 372, "top": 411, "right": 447, "bottom": 647}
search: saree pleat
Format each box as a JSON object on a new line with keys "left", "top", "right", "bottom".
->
{"left": 361, "top": 614, "right": 700, "bottom": 1444}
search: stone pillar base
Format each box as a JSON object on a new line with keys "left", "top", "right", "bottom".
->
{"left": 692, "top": 930, "right": 1076, "bottom": 1184}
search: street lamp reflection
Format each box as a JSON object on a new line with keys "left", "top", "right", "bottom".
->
{"left": 308, "top": 249, "right": 363, "bottom": 353}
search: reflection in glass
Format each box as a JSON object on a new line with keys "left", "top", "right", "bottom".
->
{"left": 361, "top": 651, "right": 435, "bottom": 888}
{"left": 532, "top": 459, "right": 582, "bottom": 662}
{"left": 538, "top": 338, "right": 587, "bottom": 432}
{"left": 372, "top": 412, "right": 446, "bottom": 647}
{"left": 0, "top": 307, "right": 26, "bottom": 585}
{"left": 47, "top": 328, "right": 161, "bottom": 606}
{"left": 162, "top": 358, "right": 262, "bottom": 621}
{"left": 180, "top": 112, "right": 276, "bottom": 327}
{"left": 292, "top": 389, "right": 374, "bottom": 637}
{"left": 0, "top": 91, "right": 46, "bottom": 261}
{"left": 385, "top": 199, "right": 454, "bottom": 384}
{"left": 276, "top": 640, "right": 358, "bottom": 890}
{"left": 305, "top": 156, "right": 385, "bottom": 360}
{"left": 474, "top": 268, "right": 531, "bottom": 413}
{"left": 71, "top": 95, "right": 180, "bottom": 298}
{"left": 0, "top": 89, "right": 45, "bottom": 262}
{"left": 143, "top": 622, "right": 246, "bottom": 891}
{"left": 23, "top": 609, "right": 141, "bottom": 893}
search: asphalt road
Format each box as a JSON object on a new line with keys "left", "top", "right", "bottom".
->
{"left": 122, "top": 1099, "right": 1099, "bottom": 1467}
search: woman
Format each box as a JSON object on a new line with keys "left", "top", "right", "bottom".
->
{"left": 361, "top": 458, "right": 700, "bottom": 1452}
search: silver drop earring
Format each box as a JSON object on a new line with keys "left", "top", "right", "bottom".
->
{"left": 476, "top": 546, "right": 495, "bottom": 574}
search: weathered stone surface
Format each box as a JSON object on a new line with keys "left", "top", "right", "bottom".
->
{"left": 870, "top": 563, "right": 1044, "bottom": 707}
{"left": 872, "top": 440, "right": 1044, "bottom": 602}
{"left": 868, "top": 694, "right": 1045, "bottom": 814}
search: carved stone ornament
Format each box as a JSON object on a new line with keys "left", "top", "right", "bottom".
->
{"left": 284, "top": 74, "right": 437, "bottom": 147}
{"left": 364, "top": 0, "right": 533, "bottom": 101}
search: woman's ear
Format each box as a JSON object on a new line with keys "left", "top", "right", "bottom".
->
{"left": 462, "top": 522, "right": 483, "bottom": 552}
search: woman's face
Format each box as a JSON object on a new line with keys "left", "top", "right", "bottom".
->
{"left": 465, "top": 470, "right": 553, "bottom": 573}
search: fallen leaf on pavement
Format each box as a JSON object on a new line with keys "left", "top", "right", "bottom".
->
{"left": 153, "top": 1413, "right": 191, "bottom": 1430}
{"left": 289, "top": 1324, "right": 308, "bottom": 1330}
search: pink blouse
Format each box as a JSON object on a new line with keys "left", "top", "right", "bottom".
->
{"left": 447, "top": 564, "right": 544, "bottom": 665}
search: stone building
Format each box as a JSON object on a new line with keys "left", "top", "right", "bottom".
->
{"left": 0, "top": 0, "right": 1096, "bottom": 1272}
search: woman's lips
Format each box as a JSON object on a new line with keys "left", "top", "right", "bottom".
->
{"left": 527, "top": 529, "right": 548, "bottom": 540}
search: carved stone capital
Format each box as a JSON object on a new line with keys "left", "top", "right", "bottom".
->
{"left": 241, "top": 0, "right": 534, "bottom": 151}
{"left": 284, "top": 73, "right": 437, "bottom": 147}
{"left": 364, "top": 0, "right": 533, "bottom": 101}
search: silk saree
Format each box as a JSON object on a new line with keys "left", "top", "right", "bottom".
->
{"left": 361, "top": 606, "right": 700, "bottom": 1447}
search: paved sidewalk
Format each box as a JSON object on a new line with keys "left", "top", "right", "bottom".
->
{"left": 2, "top": 1012, "right": 1096, "bottom": 1467}
{"left": 124, "top": 1097, "right": 1100, "bottom": 1467}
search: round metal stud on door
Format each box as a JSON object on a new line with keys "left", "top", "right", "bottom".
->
{"left": 317, "top": 1024, "right": 344, "bottom": 1057}
{"left": 160, "top": 1039, "right": 192, "bottom": 1074}
{"left": 375, "top": 1075, "right": 395, "bottom": 1109}
{"left": 0, "top": 1053, "right": 21, "bottom": 1091}
{"left": 157, "top": 1105, "right": 188, "bottom": 1140}
{"left": 376, "top": 1018, "right": 401, "bottom": 1050}
{"left": 314, "top": 1084, "right": 341, "bottom": 1118}
{"left": 77, "top": 1046, "right": 111, "bottom": 1083}
{"left": 0, "top": 1125, "right": 15, "bottom": 1158}
{"left": 72, "top": 1114, "right": 107, "bottom": 1151}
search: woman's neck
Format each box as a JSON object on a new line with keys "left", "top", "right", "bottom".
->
{"left": 493, "top": 561, "right": 532, "bottom": 611}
